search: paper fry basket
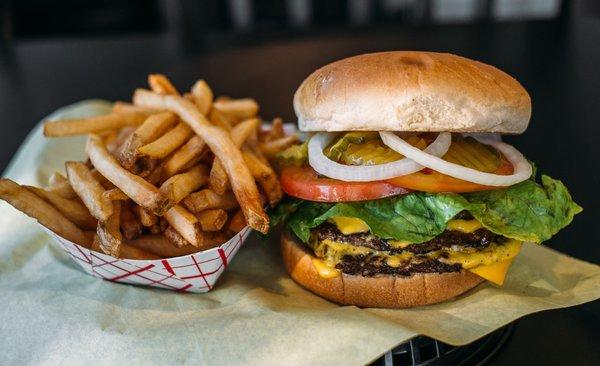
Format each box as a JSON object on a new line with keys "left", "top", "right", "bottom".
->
{"left": 44, "top": 226, "right": 251, "bottom": 293}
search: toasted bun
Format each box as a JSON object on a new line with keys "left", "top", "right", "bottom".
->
{"left": 281, "top": 231, "right": 484, "bottom": 308}
{"left": 294, "top": 51, "right": 531, "bottom": 134}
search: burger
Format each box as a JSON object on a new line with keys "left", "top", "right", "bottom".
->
{"left": 272, "top": 51, "right": 581, "bottom": 308}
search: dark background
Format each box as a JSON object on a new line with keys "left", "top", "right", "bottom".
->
{"left": 0, "top": 0, "right": 598, "bottom": 364}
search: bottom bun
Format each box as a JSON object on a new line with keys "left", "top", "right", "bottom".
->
{"left": 281, "top": 231, "right": 484, "bottom": 308}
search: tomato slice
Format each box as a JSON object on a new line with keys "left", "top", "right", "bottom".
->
{"left": 386, "top": 160, "right": 514, "bottom": 193}
{"left": 280, "top": 166, "right": 410, "bottom": 202}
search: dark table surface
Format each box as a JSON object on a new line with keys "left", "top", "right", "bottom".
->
{"left": 1, "top": 14, "right": 599, "bottom": 366}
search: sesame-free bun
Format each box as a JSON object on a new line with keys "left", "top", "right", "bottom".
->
{"left": 294, "top": 51, "right": 531, "bottom": 134}
{"left": 281, "top": 231, "right": 484, "bottom": 308}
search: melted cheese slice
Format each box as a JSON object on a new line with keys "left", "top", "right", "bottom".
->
{"left": 329, "top": 216, "right": 370, "bottom": 235}
{"left": 311, "top": 259, "right": 341, "bottom": 278}
{"left": 446, "top": 219, "right": 483, "bottom": 233}
{"left": 468, "top": 258, "right": 515, "bottom": 286}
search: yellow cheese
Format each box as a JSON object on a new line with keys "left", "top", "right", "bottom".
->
{"left": 446, "top": 219, "right": 483, "bottom": 233}
{"left": 311, "top": 259, "right": 341, "bottom": 278}
{"left": 329, "top": 216, "right": 370, "bottom": 235}
{"left": 442, "top": 239, "right": 522, "bottom": 268}
{"left": 468, "top": 258, "right": 515, "bottom": 286}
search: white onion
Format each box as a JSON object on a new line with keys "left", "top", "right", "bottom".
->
{"left": 307, "top": 132, "right": 451, "bottom": 182}
{"left": 379, "top": 132, "right": 532, "bottom": 186}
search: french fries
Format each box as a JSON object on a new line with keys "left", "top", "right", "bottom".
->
{"left": 137, "top": 122, "right": 194, "bottom": 159}
{"left": 208, "top": 118, "right": 261, "bottom": 194}
{"left": 213, "top": 98, "right": 259, "bottom": 122}
{"left": 2, "top": 75, "right": 292, "bottom": 262}
{"left": 27, "top": 186, "right": 97, "bottom": 230}
{"left": 259, "top": 135, "right": 299, "bottom": 159}
{"left": 182, "top": 189, "right": 238, "bottom": 213}
{"left": 0, "top": 179, "right": 92, "bottom": 246}
{"left": 86, "top": 134, "right": 172, "bottom": 215}
{"left": 159, "top": 165, "right": 208, "bottom": 203}
{"left": 133, "top": 89, "right": 269, "bottom": 233}
{"left": 65, "top": 161, "right": 114, "bottom": 221}
{"left": 44, "top": 111, "right": 150, "bottom": 137}
{"left": 163, "top": 136, "right": 206, "bottom": 178}
{"left": 196, "top": 209, "right": 227, "bottom": 232}
{"left": 163, "top": 205, "right": 203, "bottom": 247}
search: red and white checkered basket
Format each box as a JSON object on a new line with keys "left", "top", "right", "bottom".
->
{"left": 44, "top": 226, "right": 251, "bottom": 293}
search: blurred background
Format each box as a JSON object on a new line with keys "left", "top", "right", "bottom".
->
{"left": 0, "top": 1, "right": 599, "bottom": 363}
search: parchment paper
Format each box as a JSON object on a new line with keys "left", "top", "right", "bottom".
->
{"left": 1, "top": 100, "right": 599, "bottom": 366}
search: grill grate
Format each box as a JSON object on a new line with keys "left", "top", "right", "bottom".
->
{"left": 372, "top": 323, "right": 514, "bottom": 366}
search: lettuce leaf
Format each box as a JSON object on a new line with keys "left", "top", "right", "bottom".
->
{"left": 279, "top": 175, "right": 581, "bottom": 244}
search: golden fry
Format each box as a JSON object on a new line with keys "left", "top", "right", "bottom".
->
{"left": 97, "top": 201, "right": 122, "bottom": 257}
{"left": 120, "top": 203, "right": 143, "bottom": 240}
{"left": 148, "top": 74, "right": 179, "bottom": 95}
{"left": 46, "top": 172, "right": 77, "bottom": 199}
{"left": 159, "top": 165, "right": 208, "bottom": 203}
{"left": 102, "top": 188, "right": 129, "bottom": 201}
{"left": 163, "top": 135, "right": 207, "bottom": 178}
{"left": 133, "top": 90, "right": 268, "bottom": 233}
{"left": 228, "top": 209, "right": 247, "bottom": 234}
{"left": 0, "top": 179, "right": 91, "bottom": 246}
{"left": 112, "top": 101, "right": 160, "bottom": 114}
{"left": 137, "top": 122, "right": 194, "bottom": 159}
{"left": 106, "top": 126, "right": 136, "bottom": 155}
{"left": 209, "top": 118, "right": 261, "bottom": 194}
{"left": 86, "top": 134, "right": 172, "bottom": 215}
{"left": 164, "top": 225, "right": 190, "bottom": 247}
{"left": 119, "top": 112, "right": 177, "bottom": 172}
{"left": 190, "top": 79, "right": 213, "bottom": 115}
{"left": 27, "top": 186, "right": 97, "bottom": 230}
{"left": 196, "top": 209, "right": 227, "bottom": 232}
{"left": 209, "top": 109, "right": 233, "bottom": 131}
{"left": 44, "top": 111, "right": 149, "bottom": 137}
{"left": 265, "top": 117, "right": 284, "bottom": 142}
{"left": 163, "top": 205, "right": 203, "bottom": 247}
{"left": 242, "top": 149, "right": 283, "bottom": 206}
{"left": 126, "top": 235, "right": 200, "bottom": 258}
{"left": 182, "top": 189, "right": 238, "bottom": 213}
{"left": 132, "top": 205, "right": 157, "bottom": 227}
{"left": 259, "top": 135, "right": 299, "bottom": 159}
{"left": 213, "top": 98, "right": 259, "bottom": 122}
{"left": 65, "top": 161, "right": 114, "bottom": 221}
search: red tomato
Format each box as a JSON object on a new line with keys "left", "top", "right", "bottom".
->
{"left": 280, "top": 166, "right": 410, "bottom": 202}
{"left": 386, "top": 160, "right": 514, "bottom": 193}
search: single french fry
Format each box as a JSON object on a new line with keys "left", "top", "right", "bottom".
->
{"left": 132, "top": 205, "right": 157, "bottom": 227}
{"left": 0, "top": 179, "right": 91, "bottom": 246}
{"left": 126, "top": 235, "right": 200, "bottom": 258}
{"left": 97, "top": 201, "right": 122, "bottom": 257}
{"left": 149, "top": 74, "right": 180, "bottom": 95}
{"left": 112, "top": 101, "right": 160, "bottom": 114}
{"left": 102, "top": 188, "right": 129, "bottom": 201}
{"left": 137, "top": 122, "right": 194, "bottom": 159}
{"left": 164, "top": 225, "right": 190, "bottom": 247}
{"left": 133, "top": 90, "right": 268, "bottom": 233}
{"left": 44, "top": 111, "right": 149, "bottom": 137}
{"left": 65, "top": 161, "right": 114, "bottom": 221}
{"left": 120, "top": 203, "right": 143, "bottom": 240}
{"left": 259, "top": 135, "right": 299, "bottom": 159}
{"left": 242, "top": 149, "right": 283, "bottom": 206}
{"left": 106, "top": 126, "right": 136, "bottom": 155}
{"left": 196, "top": 209, "right": 227, "bottom": 232}
{"left": 205, "top": 231, "right": 230, "bottom": 246}
{"left": 209, "top": 109, "right": 233, "bottom": 131}
{"left": 209, "top": 118, "right": 261, "bottom": 194}
{"left": 213, "top": 98, "right": 259, "bottom": 122}
{"left": 182, "top": 189, "right": 238, "bottom": 213}
{"left": 119, "top": 112, "right": 177, "bottom": 172}
{"left": 27, "top": 186, "right": 97, "bottom": 230}
{"left": 159, "top": 165, "right": 208, "bottom": 204}
{"left": 266, "top": 117, "right": 284, "bottom": 142}
{"left": 163, "top": 205, "right": 203, "bottom": 247}
{"left": 86, "top": 134, "right": 172, "bottom": 215}
{"left": 228, "top": 209, "right": 247, "bottom": 234}
{"left": 163, "top": 135, "right": 207, "bottom": 178}
{"left": 190, "top": 79, "right": 213, "bottom": 115}
{"left": 46, "top": 172, "right": 78, "bottom": 199}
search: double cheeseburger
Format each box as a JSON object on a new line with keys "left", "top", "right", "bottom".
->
{"left": 274, "top": 52, "right": 581, "bottom": 308}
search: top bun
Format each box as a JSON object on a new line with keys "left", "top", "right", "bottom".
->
{"left": 294, "top": 52, "right": 531, "bottom": 133}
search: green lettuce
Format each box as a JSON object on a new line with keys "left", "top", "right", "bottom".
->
{"left": 273, "top": 175, "right": 582, "bottom": 244}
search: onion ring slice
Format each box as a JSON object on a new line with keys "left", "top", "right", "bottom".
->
{"left": 379, "top": 132, "right": 532, "bottom": 186}
{"left": 308, "top": 132, "right": 451, "bottom": 182}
